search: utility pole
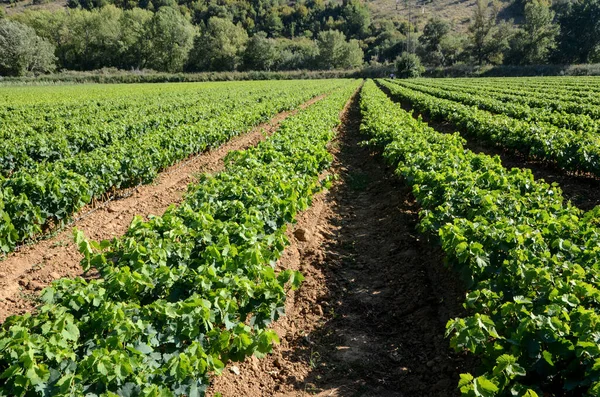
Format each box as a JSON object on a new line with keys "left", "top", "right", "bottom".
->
{"left": 407, "top": 0, "right": 412, "bottom": 53}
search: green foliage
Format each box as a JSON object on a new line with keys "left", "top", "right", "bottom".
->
{"left": 243, "top": 32, "right": 277, "bottom": 71}
{"left": 381, "top": 78, "right": 600, "bottom": 177}
{"left": 5, "top": 0, "right": 600, "bottom": 74}
{"left": 554, "top": 0, "right": 600, "bottom": 63}
{"left": 394, "top": 52, "right": 424, "bottom": 78}
{"left": 362, "top": 78, "right": 600, "bottom": 396}
{"left": 188, "top": 17, "right": 248, "bottom": 72}
{"left": 394, "top": 77, "right": 600, "bottom": 131}
{"left": 0, "top": 19, "right": 56, "bottom": 76}
{"left": 507, "top": 0, "right": 559, "bottom": 65}
{"left": 364, "top": 20, "right": 406, "bottom": 64}
{"left": 273, "top": 38, "right": 319, "bottom": 70}
{"left": 339, "top": 0, "right": 370, "bottom": 39}
{"left": 467, "top": 0, "right": 514, "bottom": 65}
{"left": 0, "top": 79, "right": 359, "bottom": 396}
{"left": 0, "top": 79, "right": 347, "bottom": 254}
{"left": 10, "top": 6, "right": 183, "bottom": 71}
{"left": 145, "top": 7, "right": 195, "bottom": 72}
{"left": 316, "top": 30, "right": 364, "bottom": 69}
{"left": 418, "top": 18, "right": 450, "bottom": 66}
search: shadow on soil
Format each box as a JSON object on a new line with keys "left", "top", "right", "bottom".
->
{"left": 283, "top": 91, "right": 473, "bottom": 396}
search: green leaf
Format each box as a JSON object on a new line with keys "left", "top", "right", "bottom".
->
{"left": 473, "top": 376, "right": 499, "bottom": 397}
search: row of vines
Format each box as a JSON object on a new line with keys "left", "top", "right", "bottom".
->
{"left": 0, "top": 80, "right": 348, "bottom": 255}
{"left": 0, "top": 80, "right": 360, "bottom": 396}
{"left": 380, "top": 78, "right": 600, "bottom": 178}
{"left": 361, "top": 79, "right": 600, "bottom": 396}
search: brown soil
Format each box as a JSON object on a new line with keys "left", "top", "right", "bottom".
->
{"left": 208, "top": 87, "right": 470, "bottom": 396}
{"left": 0, "top": 94, "right": 326, "bottom": 323}
{"left": 376, "top": 81, "right": 600, "bottom": 212}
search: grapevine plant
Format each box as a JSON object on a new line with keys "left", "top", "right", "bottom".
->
{"left": 379, "top": 79, "right": 600, "bottom": 179}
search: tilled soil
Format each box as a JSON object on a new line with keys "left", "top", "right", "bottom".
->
{"left": 209, "top": 87, "right": 470, "bottom": 396}
{"left": 376, "top": 81, "right": 600, "bottom": 212}
{"left": 0, "top": 94, "right": 325, "bottom": 322}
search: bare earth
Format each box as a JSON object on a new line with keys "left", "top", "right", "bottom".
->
{"left": 208, "top": 88, "right": 471, "bottom": 397}
{"left": 0, "top": 94, "right": 325, "bottom": 322}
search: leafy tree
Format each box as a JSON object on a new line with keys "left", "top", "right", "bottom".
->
{"left": 188, "top": 17, "right": 248, "bottom": 71}
{"left": 11, "top": 10, "right": 70, "bottom": 67}
{"left": 340, "top": 0, "right": 370, "bottom": 39}
{"left": 316, "top": 29, "right": 363, "bottom": 69}
{"left": 438, "top": 33, "right": 466, "bottom": 66}
{"left": 145, "top": 7, "right": 195, "bottom": 72}
{"left": 395, "top": 51, "right": 424, "bottom": 78}
{"left": 264, "top": 10, "right": 283, "bottom": 37}
{"left": 507, "top": 0, "right": 558, "bottom": 65}
{"left": 468, "top": 0, "right": 498, "bottom": 65}
{"left": 342, "top": 39, "right": 364, "bottom": 68}
{"left": 365, "top": 20, "right": 405, "bottom": 63}
{"left": 486, "top": 20, "right": 515, "bottom": 65}
{"left": 86, "top": 6, "right": 124, "bottom": 69}
{"left": 26, "top": 7, "right": 124, "bottom": 70}
{"left": 243, "top": 31, "right": 277, "bottom": 70}
{"left": 274, "top": 37, "right": 318, "bottom": 70}
{"left": 554, "top": 0, "right": 600, "bottom": 63}
{"left": 119, "top": 7, "right": 154, "bottom": 69}
{"left": 0, "top": 19, "right": 56, "bottom": 76}
{"left": 467, "top": 0, "right": 514, "bottom": 65}
{"left": 418, "top": 18, "right": 450, "bottom": 66}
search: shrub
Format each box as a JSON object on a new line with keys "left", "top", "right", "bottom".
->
{"left": 395, "top": 52, "right": 425, "bottom": 78}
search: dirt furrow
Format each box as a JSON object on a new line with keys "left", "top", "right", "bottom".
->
{"left": 0, "top": 94, "right": 326, "bottom": 323}
{"left": 208, "top": 87, "right": 469, "bottom": 396}
{"left": 376, "top": 81, "right": 600, "bottom": 212}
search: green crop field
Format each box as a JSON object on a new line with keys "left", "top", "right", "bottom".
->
{"left": 0, "top": 80, "right": 348, "bottom": 254}
{"left": 0, "top": 77, "right": 599, "bottom": 396}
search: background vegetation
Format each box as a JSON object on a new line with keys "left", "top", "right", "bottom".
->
{"left": 0, "top": 0, "right": 599, "bottom": 77}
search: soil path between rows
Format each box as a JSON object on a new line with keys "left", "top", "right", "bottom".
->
{"left": 208, "top": 86, "right": 470, "bottom": 396}
{"left": 376, "top": 81, "right": 600, "bottom": 212}
{"left": 0, "top": 94, "right": 326, "bottom": 323}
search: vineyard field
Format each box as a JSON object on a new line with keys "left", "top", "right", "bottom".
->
{"left": 379, "top": 78, "right": 600, "bottom": 178}
{"left": 0, "top": 80, "right": 348, "bottom": 255}
{"left": 361, "top": 79, "right": 600, "bottom": 396}
{"left": 0, "top": 77, "right": 599, "bottom": 397}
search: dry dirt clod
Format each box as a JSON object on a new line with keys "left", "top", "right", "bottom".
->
{"left": 27, "top": 281, "right": 44, "bottom": 291}
{"left": 293, "top": 228, "right": 309, "bottom": 242}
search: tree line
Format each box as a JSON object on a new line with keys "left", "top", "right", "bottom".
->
{"left": 0, "top": 0, "right": 599, "bottom": 77}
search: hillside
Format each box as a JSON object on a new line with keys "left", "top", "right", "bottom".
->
{"left": 368, "top": 0, "right": 519, "bottom": 32}
{"left": 2, "top": 0, "right": 519, "bottom": 32}
{"left": 1, "top": 0, "right": 66, "bottom": 15}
